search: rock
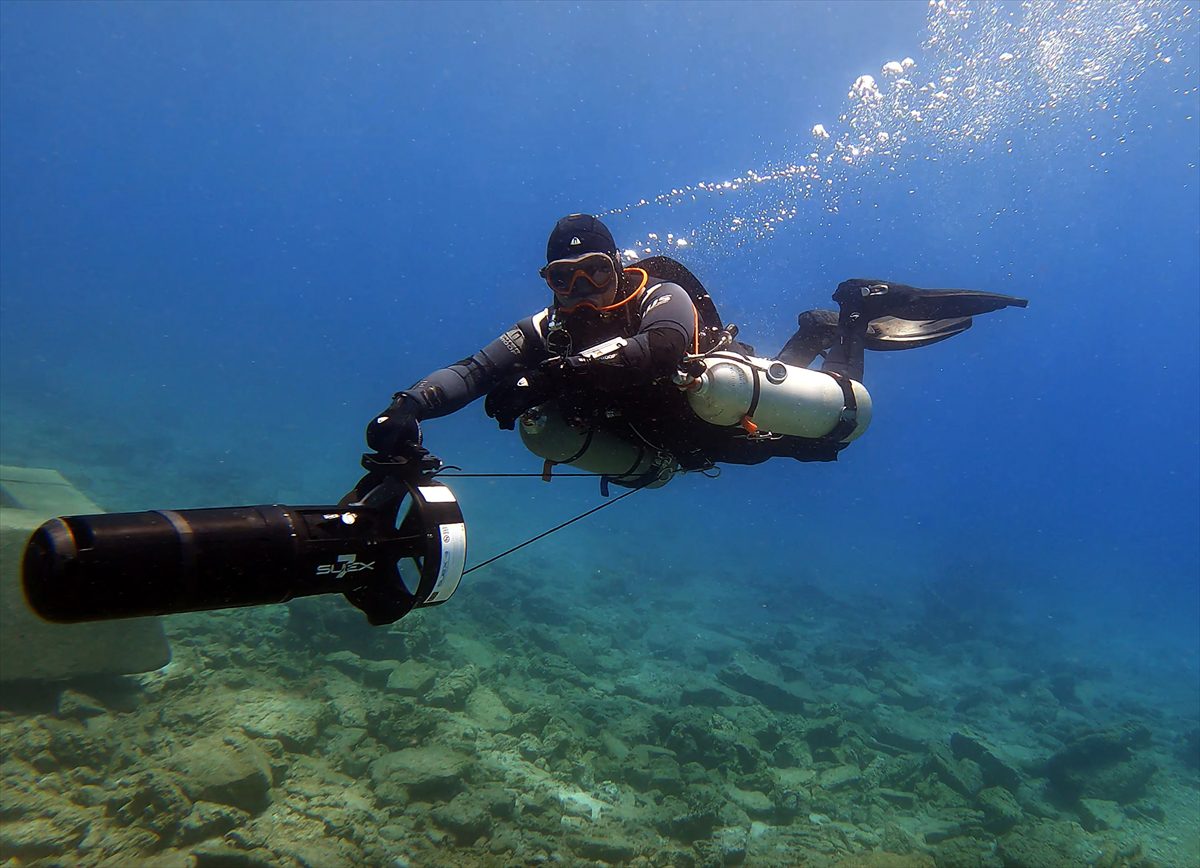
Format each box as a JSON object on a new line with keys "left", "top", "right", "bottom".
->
{"left": 927, "top": 746, "right": 984, "bottom": 798}
{"left": 573, "top": 834, "right": 639, "bottom": 863}
{"left": 465, "top": 685, "right": 512, "bottom": 731}
{"left": 928, "top": 836, "right": 1002, "bottom": 868}
{"left": 717, "top": 657, "right": 809, "bottom": 713}
{"left": 1045, "top": 722, "right": 1156, "bottom": 803}
{"left": 613, "top": 675, "right": 668, "bottom": 704}
{"left": 322, "top": 725, "right": 374, "bottom": 776}
{"left": 599, "top": 730, "right": 630, "bottom": 761}
{"left": 877, "top": 788, "right": 917, "bottom": 809}
{"left": 1124, "top": 799, "right": 1166, "bottom": 822}
{"left": 192, "top": 843, "right": 279, "bottom": 867}
{"left": 370, "top": 745, "right": 473, "bottom": 801}
{"left": 1050, "top": 722, "right": 1152, "bottom": 769}
{"left": 0, "top": 817, "right": 87, "bottom": 861}
{"left": 56, "top": 689, "right": 107, "bottom": 720}
{"left": 712, "top": 825, "right": 749, "bottom": 864}
{"left": 625, "top": 745, "right": 683, "bottom": 794}
{"left": 113, "top": 768, "right": 193, "bottom": 841}
{"left": 323, "top": 651, "right": 400, "bottom": 687}
{"left": 164, "top": 734, "right": 273, "bottom": 814}
{"left": 726, "top": 783, "right": 774, "bottom": 818}
{"left": 837, "top": 683, "right": 882, "bottom": 708}
{"left": 976, "top": 785, "right": 1023, "bottom": 833}
{"left": 1077, "top": 797, "right": 1124, "bottom": 832}
{"left": 776, "top": 766, "right": 816, "bottom": 791}
{"left": 803, "top": 718, "right": 844, "bottom": 750}
{"left": 680, "top": 684, "right": 739, "bottom": 707}
{"left": 231, "top": 695, "right": 324, "bottom": 750}
{"left": 557, "top": 788, "right": 608, "bottom": 821}
{"left": 950, "top": 730, "right": 1023, "bottom": 792}
{"left": 664, "top": 795, "right": 722, "bottom": 844}
{"left": 871, "top": 716, "right": 933, "bottom": 753}
{"left": 818, "top": 764, "right": 862, "bottom": 791}
{"left": 431, "top": 792, "right": 493, "bottom": 844}
{"left": 540, "top": 716, "right": 581, "bottom": 760}
{"left": 885, "top": 674, "right": 931, "bottom": 711}
{"left": 386, "top": 660, "right": 438, "bottom": 695}
{"left": 179, "top": 800, "right": 250, "bottom": 845}
{"left": 834, "top": 852, "right": 936, "bottom": 868}
{"left": 920, "top": 810, "right": 984, "bottom": 844}
{"left": 44, "top": 718, "right": 114, "bottom": 768}
{"left": 877, "top": 821, "right": 922, "bottom": 856}
{"left": 325, "top": 680, "right": 371, "bottom": 729}
{"left": 995, "top": 819, "right": 1098, "bottom": 868}
{"left": 426, "top": 665, "right": 479, "bottom": 710}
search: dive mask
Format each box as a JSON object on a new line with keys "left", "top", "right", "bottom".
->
{"left": 540, "top": 252, "right": 617, "bottom": 302}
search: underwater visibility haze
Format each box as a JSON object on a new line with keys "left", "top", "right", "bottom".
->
{"left": 1, "top": 1, "right": 1198, "bottom": 865}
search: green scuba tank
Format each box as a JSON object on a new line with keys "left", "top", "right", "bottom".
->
{"left": 518, "top": 403, "right": 676, "bottom": 488}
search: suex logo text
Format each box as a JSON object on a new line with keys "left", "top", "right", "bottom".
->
{"left": 316, "top": 554, "right": 375, "bottom": 579}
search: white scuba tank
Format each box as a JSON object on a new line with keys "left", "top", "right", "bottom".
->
{"left": 684, "top": 354, "right": 873, "bottom": 442}
{"left": 519, "top": 402, "right": 676, "bottom": 488}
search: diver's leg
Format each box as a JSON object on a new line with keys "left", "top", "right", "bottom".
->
{"left": 777, "top": 309, "right": 838, "bottom": 368}
{"left": 820, "top": 304, "right": 869, "bottom": 382}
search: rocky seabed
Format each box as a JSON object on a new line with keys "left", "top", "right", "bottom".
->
{"left": 2, "top": 563, "right": 1198, "bottom": 867}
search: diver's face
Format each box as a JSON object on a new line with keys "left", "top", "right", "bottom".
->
{"left": 540, "top": 252, "right": 620, "bottom": 313}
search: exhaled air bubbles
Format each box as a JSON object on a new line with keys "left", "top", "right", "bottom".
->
{"left": 602, "top": 0, "right": 1197, "bottom": 263}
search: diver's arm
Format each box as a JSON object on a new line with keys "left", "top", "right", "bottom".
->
{"left": 401, "top": 323, "right": 535, "bottom": 419}
{"left": 598, "top": 281, "right": 697, "bottom": 381}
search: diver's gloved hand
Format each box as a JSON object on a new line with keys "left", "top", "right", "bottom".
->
{"left": 484, "top": 372, "right": 554, "bottom": 430}
{"left": 365, "top": 393, "right": 422, "bottom": 456}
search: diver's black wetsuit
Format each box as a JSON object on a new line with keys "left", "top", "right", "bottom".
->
{"left": 391, "top": 265, "right": 1030, "bottom": 472}
{"left": 395, "top": 267, "right": 848, "bottom": 471}
{"left": 401, "top": 269, "right": 698, "bottom": 422}
{"left": 400, "top": 270, "right": 717, "bottom": 470}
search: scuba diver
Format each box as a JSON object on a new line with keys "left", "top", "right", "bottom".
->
{"left": 367, "top": 214, "right": 1028, "bottom": 489}
{"left": 19, "top": 215, "right": 1029, "bottom": 630}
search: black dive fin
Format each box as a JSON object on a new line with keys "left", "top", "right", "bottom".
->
{"left": 865, "top": 315, "right": 973, "bottom": 351}
{"left": 777, "top": 310, "right": 974, "bottom": 366}
{"left": 823, "top": 279, "right": 1028, "bottom": 381}
{"left": 834, "top": 279, "right": 1028, "bottom": 321}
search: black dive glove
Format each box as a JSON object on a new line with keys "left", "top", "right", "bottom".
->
{"left": 366, "top": 393, "right": 422, "bottom": 456}
{"left": 484, "top": 372, "right": 554, "bottom": 430}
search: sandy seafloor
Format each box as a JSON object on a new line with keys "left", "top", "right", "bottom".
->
{"left": 1, "top": 406, "right": 1198, "bottom": 868}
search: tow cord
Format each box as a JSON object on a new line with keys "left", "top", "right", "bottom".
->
{"left": 433, "top": 471, "right": 648, "bottom": 575}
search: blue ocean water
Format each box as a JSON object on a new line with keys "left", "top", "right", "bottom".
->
{"left": 1, "top": 1, "right": 1198, "bottom": 864}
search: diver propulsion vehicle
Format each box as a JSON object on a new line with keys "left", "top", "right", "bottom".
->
{"left": 21, "top": 454, "right": 467, "bottom": 627}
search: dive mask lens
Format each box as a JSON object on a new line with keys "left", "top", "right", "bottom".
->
{"left": 542, "top": 253, "right": 616, "bottom": 298}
